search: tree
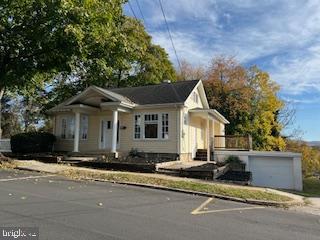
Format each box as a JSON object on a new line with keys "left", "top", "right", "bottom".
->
{"left": 0, "top": 0, "right": 126, "bottom": 138}
{"left": 246, "top": 67, "right": 285, "bottom": 150}
{"left": 47, "top": 16, "right": 176, "bottom": 109}
{"left": 176, "top": 59, "right": 206, "bottom": 81}
{"left": 204, "top": 57, "right": 286, "bottom": 151}
{"left": 286, "top": 139, "right": 320, "bottom": 176}
{"left": 205, "top": 57, "right": 254, "bottom": 133}
{"left": 0, "top": 92, "right": 21, "bottom": 138}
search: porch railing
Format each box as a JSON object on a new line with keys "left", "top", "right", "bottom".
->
{"left": 214, "top": 135, "right": 252, "bottom": 151}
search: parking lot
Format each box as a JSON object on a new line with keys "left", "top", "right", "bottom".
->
{"left": 0, "top": 169, "right": 319, "bottom": 240}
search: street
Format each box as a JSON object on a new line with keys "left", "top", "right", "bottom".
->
{"left": 0, "top": 169, "right": 319, "bottom": 240}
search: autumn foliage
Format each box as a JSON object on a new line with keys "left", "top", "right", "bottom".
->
{"left": 177, "top": 57, "right": 286, "bottom": 151}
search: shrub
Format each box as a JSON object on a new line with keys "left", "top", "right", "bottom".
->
{"left": 11, "top": 132, "right": 56, "bottom": 153}
{"left": 225, "top": 155, "right": 245, "bottom": 171}
{"left": 225, "top": 155, "right": 241, "bottom": 164}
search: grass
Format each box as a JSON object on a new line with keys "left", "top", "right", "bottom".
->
{"left": 0, "top": 160, "right": 17, "bottom": 169}
{"left": 285, "top": 177, "right": 320, "bottom": 197}
{"left": 62, "top": 169, "right": 292, "bottom": 202}
{"left": 301, "top": 177, "right": 320, "bottom": 197}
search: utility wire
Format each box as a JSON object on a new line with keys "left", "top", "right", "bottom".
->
{"left": 134, "top": 0, "right": 146, "bottom": 23}
{"left": 158, "top": 0, "right": 182, "bottom": 74}
{"left": 128, "top": 0, "right": 138, "bottom": 20}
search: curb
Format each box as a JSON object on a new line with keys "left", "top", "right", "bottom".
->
{"left": 14, "top": 166, "right": 301, "bottom": 207}
{"left": 72, "top": 176, "right": 300, "bottom": 207}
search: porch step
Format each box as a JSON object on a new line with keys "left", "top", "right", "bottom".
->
{"left": 194, "top": 149, "right": 209, "bottom": 161}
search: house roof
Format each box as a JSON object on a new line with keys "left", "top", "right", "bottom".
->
{"left": 109, "top": 80, "right": 200, "bottom": 105}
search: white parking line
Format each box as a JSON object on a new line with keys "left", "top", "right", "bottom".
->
{"left": 191, "top": 197, "right": 265, "bottom": 215}
{"left": 0, "top": 175, "right": 56, "bottom": 182}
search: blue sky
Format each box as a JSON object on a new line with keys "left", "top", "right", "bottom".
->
{"left": 124, "top": 0, "right": 320, "bottom": 141}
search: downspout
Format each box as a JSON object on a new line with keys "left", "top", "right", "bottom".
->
{"left": 176, "top": 106, "right": 181, "bottom": 160}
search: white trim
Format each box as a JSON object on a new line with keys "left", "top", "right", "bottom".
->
{"left": 176, "top": 108, "right": 181, "bottom": 155}
{"left": 111, "top": 110, "right": 118, "bottom": 153}
{"left": 134, "top": 103, "right": 183, "bottom": 109}
{"left": 99, "top": 116, "right": 120, "bottom": 150}
{"left": 184, "top": 80, "right": 210, "bottom": 109}
{"left": 73, "top": 112, "right": 80, "bottom": 152}
{"left": 80, "top": 114, "right": 89, "bottom": 140}
{"left": 60, "top": 115, "right": 75, "bottom": 140}
{"left": 133, "top": 112, "right": 170, "bottom": 141}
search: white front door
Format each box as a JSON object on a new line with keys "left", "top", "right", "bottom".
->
{"left": 99, "top": 118, "right": 119, "bottom": 150}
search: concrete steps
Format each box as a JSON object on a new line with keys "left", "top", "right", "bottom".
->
{"left": 194, "top": 149, "right": 209, "bottom": 161}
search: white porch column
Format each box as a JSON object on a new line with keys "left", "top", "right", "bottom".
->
{"left": 206, "top": 117, "right": 210, "bottom": 162}
{"left": 111, "top": 109, "right": 118, "bottom": 156}
{"left": 73, "top": 112, "right": 80, "bottom": 152}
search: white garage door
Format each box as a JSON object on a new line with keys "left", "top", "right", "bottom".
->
{"left": 249, "top": 157, "right": 294, "bottom": 189}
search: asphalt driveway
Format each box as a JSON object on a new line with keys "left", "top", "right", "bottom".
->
{"left": 0, "top": 169, "right": 319, "bottom": 240}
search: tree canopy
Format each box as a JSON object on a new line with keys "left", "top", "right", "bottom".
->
{"left": 204, "top": 57, "right": 286, "bottom": 151}
{"left": 0, "top": 0, "right": 176, "bottom": 136}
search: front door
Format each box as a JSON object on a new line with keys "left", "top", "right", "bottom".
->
{"left": 99, "top": 118, "right": 119, "bottom": 150}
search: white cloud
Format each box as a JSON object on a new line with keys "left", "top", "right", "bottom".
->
{"left": 143, "top": 0, "right": 320, "bottom": 95}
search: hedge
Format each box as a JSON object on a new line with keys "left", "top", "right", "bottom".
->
{"left": 11, "top": 132, "right": 56, "bottom": 153}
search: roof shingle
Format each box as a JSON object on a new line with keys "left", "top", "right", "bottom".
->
{"left": 109, "top": 80, "right": 199, "bottom": 105}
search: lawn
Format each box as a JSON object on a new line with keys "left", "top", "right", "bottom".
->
{"left": 63, "top": 169, "right": 292, "bottom": 203}
{"left": 301, "top": 177, "right": 320, "bottom": 197}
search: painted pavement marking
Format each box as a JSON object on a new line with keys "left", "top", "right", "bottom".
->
{"left": 191, "top": 197, "right": 265, "bottom": 215}
{"left": 0, "top": 175, "right": 56, "bottom": 182}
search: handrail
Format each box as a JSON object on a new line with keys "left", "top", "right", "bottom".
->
{"left": 214, "top": 135, "right": 252, "bottom": 151}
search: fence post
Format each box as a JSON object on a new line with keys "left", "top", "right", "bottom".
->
{"left": 248, "top": 135, "right": 253, "bottom": 150}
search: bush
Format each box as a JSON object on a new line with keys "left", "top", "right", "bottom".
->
{"left": 225, "top": 155, "right": 245, "bottom": 171}
{"left": 11, "top": 132, "right": 56, "bottom": 153}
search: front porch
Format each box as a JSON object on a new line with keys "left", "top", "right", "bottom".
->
{"left": 193, "top": 135, "right": 253, "bottom": 161}
{"left": 188, "top": 108, "right": 251, "bottom": 162}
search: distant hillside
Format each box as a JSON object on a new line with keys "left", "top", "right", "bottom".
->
{"left": 308, "top": 141, "right": 320, "bottom": 147}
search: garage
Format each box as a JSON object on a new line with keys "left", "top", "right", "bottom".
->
{"left": 249, "top": 156, "right": 294, "bottom": 189}
{"left": 214, "top": 150, "right": 303, "bottom": 190}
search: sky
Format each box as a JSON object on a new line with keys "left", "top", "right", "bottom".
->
{"left": 124, "top": 0, "right": 320, "bottom": 141}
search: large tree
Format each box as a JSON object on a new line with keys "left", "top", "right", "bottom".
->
{"left": 1, "top": 0, "right": 176, "bottom": 138}
{"left": 0, "top": 0, "right": 125, "bottom": 138}
{"left": 176, "top": 59, "right": 206, "bottom": 81}
{"left": 47, "top": 16, "right": 176, "bottom": 110}
{"left": 204, "top": 57, "right": 286, "bottom": 151}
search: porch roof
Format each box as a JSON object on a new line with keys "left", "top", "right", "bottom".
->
{"left": 189, "top": 108, "right": 230, "bottom": 124}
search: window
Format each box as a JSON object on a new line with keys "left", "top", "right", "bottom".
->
{"left": 61, "top": 116, "right": 75, "bottom": 139}
{"left": 61, "top": 118, "right": 67, "bottom": 139}
{"left": 134, "top": 115, "right": 141, "bottom": 139}
{"left": 193, "top": 92, "right": 199, "bottom": 103}
{"left": 68, "top": 117, "right": 75, "bottom": 139}
{"left": 134, "top": 113, "right": 169, "bottom": 140}
{"left": 80, "top": 115, "right": 88, "bottom": 140}
{"left": 144, "top": 114, "right": 158, "bottom": 139}
{"left": 107, "top": 121, "right": 111, "bottom": 129}
{"left": 162, "top": 113, "right": 169, "bottom": 139}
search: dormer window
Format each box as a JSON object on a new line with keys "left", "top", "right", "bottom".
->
{"left": 193, "top": 92, "right": 199, "bottom": 103}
